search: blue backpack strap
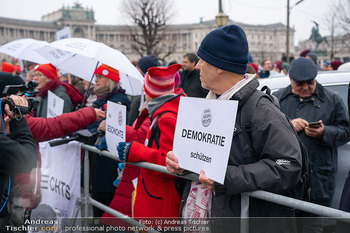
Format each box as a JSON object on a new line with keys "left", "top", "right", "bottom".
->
{"left": 0, "top": 176, "right": 11, "bottom": 216}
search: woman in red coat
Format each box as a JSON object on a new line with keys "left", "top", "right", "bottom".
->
{"left": 117, "top": 64, "right": 184, "bottom": 218}
{"left": 100, "top": 72, "right": 187, "bottom": 225}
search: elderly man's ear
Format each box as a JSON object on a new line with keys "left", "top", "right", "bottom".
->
{"left": 217, "top": 68, "right": 224, "bottom": 74}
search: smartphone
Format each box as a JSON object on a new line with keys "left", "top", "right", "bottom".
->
{"left": 308, "top": 121, "right": 321, "bottom": 128}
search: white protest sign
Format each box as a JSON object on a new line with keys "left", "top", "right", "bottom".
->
{"left": 47, "top": 90, "right": 64, "bottom": 118}
{"left": 106, "top": 101, "right": 126, "bottom": 156}
{"left": 38, "top": 141, "right": 81, "bottom": 218}
{"left": 55, "top": 27, "right": 71, "bottom": 40}
{"left": 173, "top": 97, "right": 238, "bottom": 184}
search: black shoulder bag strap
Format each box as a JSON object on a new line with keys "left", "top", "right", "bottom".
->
{"left": 240, "top": 87, "right": 274, "bottom": 162}
{"left": 147, "top": 111, "right": 171, "bottom": 149}
{"left": 147, "top": 111, "right": 187, "bottom": 196}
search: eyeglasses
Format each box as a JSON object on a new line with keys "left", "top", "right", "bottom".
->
{"left": 95, "top": 75, "right": 105, "bottom": 80}
{"left": 34, "top": 73, "right": 44, "bottom": 77}
{"left": 293, "top": 79, "right": 316, "bottom": 87}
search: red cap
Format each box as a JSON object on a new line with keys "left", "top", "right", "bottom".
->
{"left": 94, "top": 64, "right": 120, "bottom": 82}
{"left": 330, "top": 60, "right": 343, "bottom": 70}
{"left": 1, "top": 62, "right": 16, "bottom": 73}
{"left": 34, "top": 63, "right": 58, "bottom": 80}
{"left": 144, "top": 64, "right": 181, "bottom": 99}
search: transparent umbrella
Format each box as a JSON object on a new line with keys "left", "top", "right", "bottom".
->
{"left": 35, "top": 38, "right": 144, "bottom": 96}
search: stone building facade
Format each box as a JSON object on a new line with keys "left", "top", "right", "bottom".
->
{"left": 0, "top": 3, "right": 294, "bottom": 66}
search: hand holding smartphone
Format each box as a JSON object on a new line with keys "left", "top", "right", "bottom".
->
{"left": 308, "top": 121, "right": 322, "bottom": 128}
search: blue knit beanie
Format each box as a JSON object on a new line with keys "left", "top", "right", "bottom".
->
{"left": 137, "top": 55, "right": 159, "bottom": 74}
{"left": 197, "top": 25, "right": 249, "bottom": 74}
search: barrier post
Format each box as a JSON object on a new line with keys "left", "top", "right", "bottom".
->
{"left": 241, "top": 194, "right": 249, "bottom": 233}
{"left": 83, "top": 149, "right": 90, "bottom": 230}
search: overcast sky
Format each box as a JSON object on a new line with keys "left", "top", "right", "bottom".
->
{"left": 0, "top": 0, "right": 336, "bottom": 45}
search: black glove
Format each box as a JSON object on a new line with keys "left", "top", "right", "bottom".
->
{"left": 117, "top": 142, "right": 132, "bottom": 162}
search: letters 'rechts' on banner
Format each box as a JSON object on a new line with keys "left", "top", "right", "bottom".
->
{"left": 39, "top": 141, "right": 81, "bottom": 218}
{"left": 106, "top": 101, "right": 126, "bottom": 157}
{"left": 47, "top": 90, "right": 64, "bottom": 118}
{"left": 173, "top": 97, "right": 238, "bottom": 184}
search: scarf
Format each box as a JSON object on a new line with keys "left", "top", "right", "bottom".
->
{"left": 94, "top": 85, "right": 113, "bottom": 97}
{"left": 147, "top": 94, "right": 177, "bottom": 119}
{"left": 36, "top": 80, "right": 61, "bottom": 98}
{"left": 206, "top": 74, "right": 254, "bottom": 100}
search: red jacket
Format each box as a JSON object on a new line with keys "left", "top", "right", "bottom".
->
{"left": 127, "top": 94, "right": 183, "bottom": 218}
{"left": 102, "top": 91, "right": 187, "bottom": 224}
{"left": 15, "top": 107, "right": 97, "bottom": 209}
{"left": 101, "top": 108, "right": 150, "bottom": 223}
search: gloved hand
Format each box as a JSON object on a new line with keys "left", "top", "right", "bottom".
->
{"left": 113, "top": 163, "right": 126, "bottom": 187}
{"left": 94, "top": 136, "right": 107, "bottom": 150}
{"left": 117, "top": 142, "right": 131, "bottom": 162}
{"left": 118, "top": 163, "right": 126, "bottom": 170}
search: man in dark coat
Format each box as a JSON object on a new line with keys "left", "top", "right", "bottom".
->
{"left": 179, "top": 53, "right": 209, "bottom": 98}
{"left": 273, "top": 57, "right": 350, "bottom": 233}
{"left": 0, "top": 91, "right": 37, "bottom": 221}
{"left": 167, "top": 25, "right": 303, "bottom": 233}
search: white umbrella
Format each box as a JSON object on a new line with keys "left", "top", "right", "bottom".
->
{"left": 34, "top": 38, "right": 144, "bottom": 96}
{"left": 0, "top": 38, "right": 49, "bottom": 64}
{"left": 338, "top": 62, "right": 350, "bottom": 71}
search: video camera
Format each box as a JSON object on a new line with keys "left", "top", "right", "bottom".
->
{"left": 1, "top": 80, "right": 39, "bottom": 114}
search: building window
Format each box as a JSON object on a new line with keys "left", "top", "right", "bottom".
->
{"left": 183, "top": 43, "right": 187, "bottom": 51}
{"left": 73, "top": 27, "right": 84, "bottom": 38}
{"left": 40, "top": 31, "right": 44, "bottom": 40}
{"left": 120, "top": 44, "right": 125, "bottom": 54}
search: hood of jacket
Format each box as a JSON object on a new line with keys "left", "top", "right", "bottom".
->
{"left": 148, "top": 93, "right": 184, "bottom": 121}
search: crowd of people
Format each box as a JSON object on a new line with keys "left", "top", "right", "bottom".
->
{"left": 0, "top": 23, "right": 349, "bottom": 233}
{"left": 245, "top": 49, "right": 345, "bottom": 80}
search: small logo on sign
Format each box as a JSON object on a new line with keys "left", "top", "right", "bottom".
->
{"left": 201, "top": 108, "right": 212, "bottom": 127}
{"left": 118, "top": 110, "right": 123, "bottom": 126}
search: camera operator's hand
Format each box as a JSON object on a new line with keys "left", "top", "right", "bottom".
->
{"left": 95, "top": 108, "right": 106, "bottom": 121}
{"left": 5, "top": 95, "right": 29, "bottom": 120}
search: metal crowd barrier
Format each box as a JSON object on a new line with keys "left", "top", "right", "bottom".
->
{"left": 76, "top": 143, "right": 350, "bottom": 233}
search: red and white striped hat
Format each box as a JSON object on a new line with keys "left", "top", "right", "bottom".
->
{"left": 144, "top": 63, "right": 181, "bottom": 99}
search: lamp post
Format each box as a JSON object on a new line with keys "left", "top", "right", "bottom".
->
{"left": 286, "top": 0, "right": 305, "bottom": 63}
{"left": 216, "top": 0, "right": 229, "bottom": 27}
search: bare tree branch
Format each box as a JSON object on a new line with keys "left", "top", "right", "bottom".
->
{"left": 121, "top": 0, "right": 176, "bottom": 61}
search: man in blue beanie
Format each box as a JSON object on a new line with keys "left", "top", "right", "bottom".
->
{"left": 129, "top": 55, "right": 159, "bottom": 125}
{"left": 274, "top": 57, "right": 349, "bottom": 233}
{"left": 136, "top": 55, "right": 159, "bottom": 76}
{"left": 166, "top": 25, "right": 303, "bottom": 233}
